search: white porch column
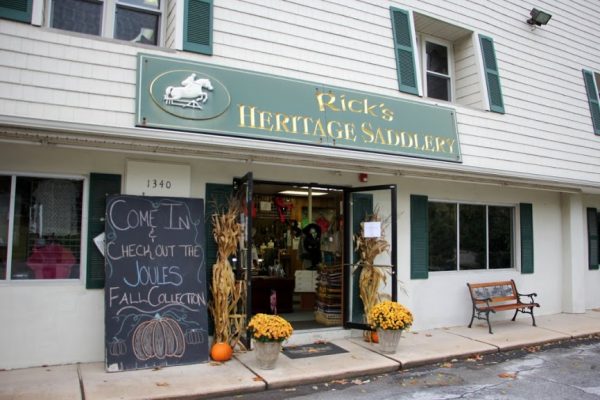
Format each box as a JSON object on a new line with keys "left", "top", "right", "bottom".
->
{"left": 560, "top": 193, "right": 586, "bottom": 313}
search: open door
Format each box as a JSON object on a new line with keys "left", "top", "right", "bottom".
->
{"left": 233, "top": 172, "right": 253, "bottom": 349}
{"left": 343, "top": 184, "right": 397, "bottom": 330}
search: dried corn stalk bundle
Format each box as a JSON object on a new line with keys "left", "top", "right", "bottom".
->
{"left": 209, "top": 197, "right": 243, "bottom": 346}
{"left": 228, "top": 280, "right": 247, "bottom": 350}
{"left": 354, "top": 208, "right": 390, "bottom": 338}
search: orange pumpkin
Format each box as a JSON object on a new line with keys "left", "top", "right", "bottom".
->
{"left": 211, "top": 342, "right": 233, "bottom": 362}
{"left": 371, "top": 331, "right": 379, "bottom": 343}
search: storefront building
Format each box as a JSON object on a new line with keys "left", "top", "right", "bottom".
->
{"left": 1, "top": 0, "right": 599, "bottom": 370}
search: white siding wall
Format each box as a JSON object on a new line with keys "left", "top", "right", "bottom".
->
{"left": 165, "top": 0, "right": 178, "bottom": 49}
{"left": 454, "top": 34, "right": 483, "bottom": 108}
{"left": 0, "top": 0, "right": 599, "bottom": 186}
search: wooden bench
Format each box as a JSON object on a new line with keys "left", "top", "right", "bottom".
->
{"left": 467, "top": 280, "right": 540, "bottom": 334}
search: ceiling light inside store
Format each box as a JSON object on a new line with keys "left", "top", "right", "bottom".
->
{"left": 278, "top": 190, "right": 328, "bottom": 197}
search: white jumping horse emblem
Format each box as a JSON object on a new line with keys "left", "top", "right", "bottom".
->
{"left": 163, "top": 73, "right": 214, "bottom": 109}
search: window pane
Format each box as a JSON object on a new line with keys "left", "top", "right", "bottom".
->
{"left": 119, "top": 0, "right": 160, "bottom": 9}
{"left": 0, "top": 176, "right": 10, "bottom": 280}
{"left": 489, "top": 206, "right": 513, "bottom": 269}
{"left": 426, "top": 42, "right": 448, "bottom": 74}
{"left": 428, "top": 202, "right": 456, "bottom": 271}
{"left": 459, "top": 204, "right": 486, "bottom": 270}
{"left": 427, "top": 74, "right": 450, "bottom": 101}
{"left": 115, "top": 6, "right": 159, "bottom": 45}
{"left": 51, "top": 0, "right": 103, "bottom": 36}
{"left": 11, "top": 178, "right": 82, "bottom": 280}
{"left": 595, "top": 72, "right": 600, "bottom": 95}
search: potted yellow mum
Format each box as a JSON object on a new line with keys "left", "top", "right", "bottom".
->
{"left": 247, "top": 313, "right": 293, "bottom": 369}
{"left": 368, "top": 300, "right": 413, "bottom": 354}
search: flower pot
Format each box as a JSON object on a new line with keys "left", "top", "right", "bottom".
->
{"left": 254, "top": 341, "right": 282, "bottom": 369}
{"left": 377, "top": 328, "right": 402, "bottom": 354}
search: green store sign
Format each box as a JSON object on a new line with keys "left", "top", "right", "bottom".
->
{"left": 136, "top": 54, "right": 461, "bottom": 162}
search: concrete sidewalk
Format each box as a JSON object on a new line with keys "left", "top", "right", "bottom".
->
{"left": 2, "top": 311, "right": 600, "bottom": 400}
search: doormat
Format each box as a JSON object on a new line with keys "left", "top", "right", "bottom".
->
{"left": 282, "top": 342, "right": 348, "bottom": 359}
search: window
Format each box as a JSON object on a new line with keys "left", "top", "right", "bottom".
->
{"left": 582, "top": 69, "right": 600, "bottom": 135}
{"left": 0, "top": 175, "right": 83, "bottom": 281}
{"left": 390, "top": 7, "right": 505, "bottom": 113}
{"left": 422, "top": 38, "right": 453, "bottom": 101}
{"left": 411, "top": 196, "right": 531, "bottom": 279}
{"left": 51, "top": 0, "right": 103, "bottom": 36}
{"left": 428, "top": 202, "right": 514, "bottom": 272}
{"left": 50, "top": 0, "right": 163, "bottom": 46}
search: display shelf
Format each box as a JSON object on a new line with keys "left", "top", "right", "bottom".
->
{"left": 314, "top": 261, "right": 342, "bottom": 326}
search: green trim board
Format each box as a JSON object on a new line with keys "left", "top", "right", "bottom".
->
{"left": 86, "top": 173, "right": 122, "bottom": 289}
{"left": 136, "top": 53, "right": 461, "bottom": 162}
{"left": 582, "top": 69, "right": 600, "bottom": 135}
{"left": 183, "top": 0, "right": 213, "bottom": 55}
{"left": 479, "top": 35, "right": 505, "bottom": 114}
{"left": 519, "top": 203, "right": 534, "bottom": 274}
{"left": 410, "top": 194, "right": 429, "bottom": 279}
{"left": 390, "top": 7, "right": 419, "bottom": 95}
{"left": 587, "top": 208, "right": 599, "bottom": 270}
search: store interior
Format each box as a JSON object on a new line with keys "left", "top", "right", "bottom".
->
{"left": 249, "top": 182, "right": 344, "bottom": 330}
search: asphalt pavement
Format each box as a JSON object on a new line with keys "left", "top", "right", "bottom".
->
{"left": 231, "top": 336, "right": 600, "bottom": 400}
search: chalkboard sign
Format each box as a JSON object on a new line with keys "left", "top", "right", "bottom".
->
{"left": 104, "top": 195, "right": 208, "bottom": 372}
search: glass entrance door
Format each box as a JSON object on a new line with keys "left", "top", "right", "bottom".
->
{"left": 343, "top": 185, "right": 397, "bottom": 330}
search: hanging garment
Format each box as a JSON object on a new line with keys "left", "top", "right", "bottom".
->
{"left": 26, "top": 243, "right": 76, "bottom": 279}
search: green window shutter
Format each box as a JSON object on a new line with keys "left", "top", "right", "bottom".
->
{"left": 479, "top": 34, "right": 505, "bottom": 114}
{"left": 410, "top": 194, "right": 429, "bottom": 279}
{"left": 183, "top": 0, "right": 213, "bottom": 55}
{"left": 587, "top": 208, "right": 599, "bottom": 270}
{"left": 0, "top": 0, "right": 32, "bottom": 23}
{"left": 86, "top": 173, "right": 121, "bottom": 289}
{"left": 390, "top": 7, "right": 419, "bottom": 95}
{"left": 582, "top": 70, "right": 600, "bottom": 135}
{"left": 520, "top": 203, "right": 534, "bottom": 274}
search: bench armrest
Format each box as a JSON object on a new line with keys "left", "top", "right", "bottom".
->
{"left": 516, "top": 292, "right": 537, "bottom": 303}
{"left": 471, "top": 296, "right": 493, "bottom": 309}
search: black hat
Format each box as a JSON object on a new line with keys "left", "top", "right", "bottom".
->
{"left": 302, "top": 223, "right": 321, "bottom": 239}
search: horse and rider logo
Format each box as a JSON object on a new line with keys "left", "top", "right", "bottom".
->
{"left": 149, "top": 70, "right": 230, "bottom": 120}
{"left": 163, "top": 73, "right": 213, "bottom": 110}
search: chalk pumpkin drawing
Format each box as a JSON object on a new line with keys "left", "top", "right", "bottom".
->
{"left": 185, "top": 328, "right": 205, "bottom": 345}
{"left": 132, "top": 314, "right": 186, "bottom": 361}
{"left": 109, "top": 338, "right": 127, "bottom": 356}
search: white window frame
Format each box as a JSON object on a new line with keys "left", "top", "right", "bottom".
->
{"left": 43, "top": 0, "right": 166, "bottom": 46}
{"left": 420, "top": 34, "right": 455, "bottom": 102}
{"left": 428, "top": 199, "right": 516, "bottom": 272}
{"left": 0, "top": 172, "right": 87, "bottom": 284}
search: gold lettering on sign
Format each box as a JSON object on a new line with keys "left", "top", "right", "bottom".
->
{"left": 315, "top": 91, "right": 394, "bottom": 122}
{"left": 237, "top": 103, "right": 455, "bottom": 155}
